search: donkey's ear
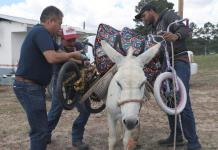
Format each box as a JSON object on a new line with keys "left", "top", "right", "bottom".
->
{"left": 136, "top": 43, "right": 161, "bottom": 66}
{"left": 101, "top": 40, "right": 124, "bottom": 64}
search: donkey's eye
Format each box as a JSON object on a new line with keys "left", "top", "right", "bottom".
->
{"left": 116, "top": 81, "right": 122, "bottom": 90}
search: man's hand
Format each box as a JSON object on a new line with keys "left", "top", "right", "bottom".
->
{"left": 163, "top": 32, "right": 179, "bottom": 42}
{"left": 80, "top": 54, "right": 89, "bottom": 60}
{"left": 69, "top": 51, "right": 82, "bottom": 60}
{"left": 83, "top": 60, "right": 90, "bottom": 66}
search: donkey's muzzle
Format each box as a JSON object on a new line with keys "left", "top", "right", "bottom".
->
{"left": 123, "top": 118, "right": 139, "bottom": 130}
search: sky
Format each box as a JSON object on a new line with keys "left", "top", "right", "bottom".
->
{"left": 0, "top": 0, "right": 217, "bottom": 32}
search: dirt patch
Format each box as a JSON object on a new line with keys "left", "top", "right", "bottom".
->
{"left": 0, "top": 70, "right": 218, "bottom": 150}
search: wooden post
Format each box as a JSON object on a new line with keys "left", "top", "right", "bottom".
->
{"left": 83, "top": 21, "right": 86, "bottom": 30}
{"left": 178, "top": 0, "right": 184, "bottom": 18}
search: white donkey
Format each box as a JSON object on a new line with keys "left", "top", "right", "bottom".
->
{"left": 101, "top": 40, "right": 161, "bottom": 150}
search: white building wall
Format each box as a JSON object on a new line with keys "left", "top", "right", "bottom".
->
{"left": 11, "top": 32, "right": 26, "bottom": 72}
{"left": 0, "top": 20, "right": 27, "bottom": 73}
{"left": 0, "top": 22, "right": 11, "bottom": 67}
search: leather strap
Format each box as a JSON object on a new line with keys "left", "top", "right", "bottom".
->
{"left": 15, "top": 76, "right": 36, "bottom": 84}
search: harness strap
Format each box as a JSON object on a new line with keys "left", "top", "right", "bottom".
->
{"left": 117, "top": 99, "right": 144, "bottom": 107}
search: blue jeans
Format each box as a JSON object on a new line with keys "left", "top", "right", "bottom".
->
{"left": 13, "top": 80, "right": 48, "bottom": 150}
{"left": 167, "top": 60, "right": 201, "bottom": 149}
{"left": 47, "top": 72, "right": 90, "bottom": 143}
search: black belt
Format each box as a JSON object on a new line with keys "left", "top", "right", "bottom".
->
{"left": 15, "top": 76, "right": 36, "bottom": 84}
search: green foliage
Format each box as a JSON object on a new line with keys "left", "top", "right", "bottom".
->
{"left": 195, "top": 54, "right": 218, "bottom": 71}
{"left": 187, "top": 21, "right": 218, "bottom": 55}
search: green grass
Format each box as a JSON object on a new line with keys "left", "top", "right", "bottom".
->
{"left": 191, "top": 54, "right": 218, "bottom": 87}
{"left": 195, "top": 54, "right": 218, "bottom": 71}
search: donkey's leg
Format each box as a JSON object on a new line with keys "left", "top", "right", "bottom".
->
{"left": 107, "top": 113, "right": 117, "bottom": 150}
{"left": 117, "top": 120, "right": 124, "bottom": 141}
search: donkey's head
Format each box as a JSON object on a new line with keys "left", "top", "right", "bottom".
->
{"left": 101, "top": 40, "right": 160, "bottom": 130}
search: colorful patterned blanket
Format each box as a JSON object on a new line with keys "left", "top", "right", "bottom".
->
{"left": 93, "top": 24, "right": 162, "bottom": 83}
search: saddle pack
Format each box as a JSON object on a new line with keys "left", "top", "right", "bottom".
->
{"left": 93, "top": 24, "right": 162, "bottom": 83}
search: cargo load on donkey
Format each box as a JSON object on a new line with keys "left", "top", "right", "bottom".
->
{"left": 56, "top": 23, "right": 162, "bottom": 113}
{"left": 94, "top": 23, "right": 162, "bottom": 82}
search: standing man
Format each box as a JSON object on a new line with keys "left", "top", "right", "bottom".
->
{"left": 47, "top": 26, "right": 90, "bottom": 150}
{"left": 13, "top": 6, "right": 83, "bottom": 150}
{"left": 135, "top": 4, "right": 201, "bottom": 150}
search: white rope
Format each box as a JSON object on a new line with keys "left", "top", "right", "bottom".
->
{"left": 171, "top": 41, "right": 185, "bottom": 150}
{"left": 179, "top": 113, "right": 185, "bottom": 139}
{"left": 170, "top": 41, "right": 178, "bottom": 150}
{"left": 147, "top": 33, "right": 185, "bottom": 150}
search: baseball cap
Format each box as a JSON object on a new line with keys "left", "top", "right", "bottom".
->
{"left": 62, "top": 25, "right": 80, "bottom": 40}
{"left": 135, "top": 4, "right": 156, "bottom": 20}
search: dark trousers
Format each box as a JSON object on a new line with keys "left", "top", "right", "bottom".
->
{"left": 167, "top": 60, "right": 201, "bottom": 149}
{"left": 13, "top": 80, "right": 48, "bottom": 150}
{"left": 47, "top": 73, "right": 90, "bottom": 143}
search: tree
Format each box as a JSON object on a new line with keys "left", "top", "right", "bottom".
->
{"left": 187, "top": 22, "right": 218, "bottom": 55}
{"left": 189, "top": 22, "right": 200, "bottom": 38}
{"left": 214, "top": 24, "right": 218, "bottom": 39}
{"left": 201, "top": 22, "right": 215, "bottom": 40}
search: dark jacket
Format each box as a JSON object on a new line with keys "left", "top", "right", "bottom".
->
{"left": 152, "top": 9, "right": 190, "bottom": 62}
